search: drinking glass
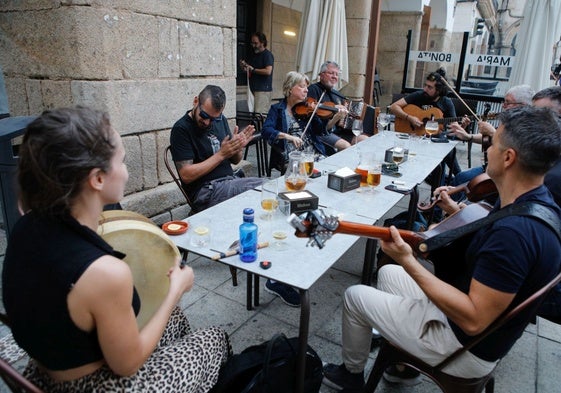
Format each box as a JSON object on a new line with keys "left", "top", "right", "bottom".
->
{"left": 392, "top": 139, "right": 405, "bottom": 165}
{"left": 377, "top": 113, "right": 390, "bottom": 136}
{"left": 302, "top": 150, "right": 315, "bottom": 177}
{"left": 367, "top": 163, "right": 382, "bottom": 192}
{"left": 260, "top": 178, "right": 278, "bottom": 220}
{"left": 351, "top": 119, "right": 363, "bottom": 144}
{"left": 424, "top": 120, "right": 440, "bottom": 140}
{"left": 190, "top": 218, "right": 211, "bottom": 247}
{"left": 356, "top": 150, "right": 375, "bottom": 187}
{"left": 271, "top": 198, "right": 290, "bottom": 251}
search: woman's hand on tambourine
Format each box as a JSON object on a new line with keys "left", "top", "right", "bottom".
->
{"left": 168, "top": 257, "right": 195, "bottom": 294}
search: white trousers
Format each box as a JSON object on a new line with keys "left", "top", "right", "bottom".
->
{"left": 341, "top": 264, "right": 497, "bottom": 378}
{"left": 253, "top": 91, "right": 272, "bottom": 114}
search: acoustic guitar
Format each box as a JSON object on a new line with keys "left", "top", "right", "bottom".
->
{"left": 394, "top": 104, "right": 496, "bottom": 135}
{"left": 288, "top": 203, "right": 492, "bottom": 256}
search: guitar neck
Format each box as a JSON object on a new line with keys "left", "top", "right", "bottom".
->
{"left": 335, "top": 221, "right": 425, "bottom": 249}
{"left": 436, "top": 115, "right": 475, "bottom": 125}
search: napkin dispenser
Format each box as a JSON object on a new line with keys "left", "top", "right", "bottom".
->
{"left": 327, "top": 167, "right": 361, "bottom": 192}
{"left": 278, "top": 190, "right": 319, "bottom": 215}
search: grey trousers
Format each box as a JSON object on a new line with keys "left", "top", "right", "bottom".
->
{"left": 341, "top": 264, "right": 497, "bottom": 378}
{"left": 194, "top": 176, "right": 264, "bottom": 211}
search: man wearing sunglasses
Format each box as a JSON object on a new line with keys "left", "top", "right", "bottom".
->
{"left": 170, "top": 84, "right": 263, "bottom": 213}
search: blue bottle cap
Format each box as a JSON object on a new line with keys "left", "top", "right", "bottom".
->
{"left": 243, "top": 208, "right": 254, "bottom": 221}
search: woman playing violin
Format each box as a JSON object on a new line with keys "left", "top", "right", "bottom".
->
{"left": 262, "top": 71, "right": 327, "bottom": 173}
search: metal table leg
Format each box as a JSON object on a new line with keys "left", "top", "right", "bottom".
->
{"left": 295, "top": 289, "right": 310, "bottom": 393}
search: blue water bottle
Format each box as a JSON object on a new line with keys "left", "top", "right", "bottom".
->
{"left": 239, "top": 208, "right": 258, "bottom": 262}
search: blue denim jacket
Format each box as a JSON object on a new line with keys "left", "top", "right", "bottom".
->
{"left": 262, "top": 99, "right": 326, "bottom": 172}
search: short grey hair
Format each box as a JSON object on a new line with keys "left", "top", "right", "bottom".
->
{"left": 505, "top": 85, "right": 535, "bottom": 105}
{"left": 319, "top": 61, "right": 340, "bottom": 74}
{"left": 282, "top": 71, "right": 310, "bottom": 98}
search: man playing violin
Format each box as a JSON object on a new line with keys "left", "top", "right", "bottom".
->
{"left": 307, "top": 61, "right": 362, "bottom": 154}
{"left": 323, "top": 106, "right": 561, "bottom": 390}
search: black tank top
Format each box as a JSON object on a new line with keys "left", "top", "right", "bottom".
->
{"left": 2, "top": 213, "right": 141, "bottom": 370}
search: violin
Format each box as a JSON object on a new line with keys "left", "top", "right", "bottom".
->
{"left": 292, "top": 97, "right": 339, "bottom": 120}
{"left": 417, "top": 173, "right": 497, "bottom": 212}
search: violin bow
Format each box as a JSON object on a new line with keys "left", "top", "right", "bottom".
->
{"left": 299, "top": 90, "right": 326, "bottom": 144}
{"left": 435, "top": 75, "right": 482, "bottom": 123}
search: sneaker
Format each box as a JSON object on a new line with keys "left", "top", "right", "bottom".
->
{"left": 265, "top": 280, "right": 301, "bottom": 307}
{"left": 322, "top": 363, "right": 364, "bottom": 391}
{"left": 383, "top": 365, "right": 422, "bottom": 386}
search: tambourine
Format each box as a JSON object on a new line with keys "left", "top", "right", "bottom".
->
{"left": 97, "top": 210, "right": 180, "bottom": 328}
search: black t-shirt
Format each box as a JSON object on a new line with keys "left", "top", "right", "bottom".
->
{"left": 249, "top": 49, "right": 274, "bottom": 92}
{"left": 170, "top": 110, "right": 234, "bottom": 201}
{"left": 404, "top": 90, "right": 456, "bottom": 118}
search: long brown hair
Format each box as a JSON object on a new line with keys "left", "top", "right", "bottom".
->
{"left": 18, "top": 107, "right": 116, "bottom": 217}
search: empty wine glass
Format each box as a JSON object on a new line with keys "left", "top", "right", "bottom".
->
{"left": 377, "top": 113, "right": 390, "bottom": 136}
{"left": 351, "top": 119, "right": 363, "bottom": 144}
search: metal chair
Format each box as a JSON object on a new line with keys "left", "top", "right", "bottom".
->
{"left": 163, "top": 145, "right": 238, "bottom": 286}
{"left": 362, "top": 270, "right": 561, "bottom": 393}
{"left": 0, "top": 356, "right": 43, "bottom": 393}
{"left": 0, "top": 314, "right": 44, "bottom": 393}
{"left": 237, "top": 111, "right": 269, "bottom": 177}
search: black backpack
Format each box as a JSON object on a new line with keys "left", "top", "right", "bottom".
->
{"left": 210, "top": 333, "right": 323, "bottom": 393}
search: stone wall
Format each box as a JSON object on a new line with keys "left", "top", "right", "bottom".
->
{"left": 0, "top": 1, "right": 238, "bottom": 224}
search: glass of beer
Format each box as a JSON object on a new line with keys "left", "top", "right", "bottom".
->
{"left": 303, "top": 150, "right": 315, "bottom": 177}
{"left": 424, "top": 120, "right": 440, "bottom": 140}
{"left": 284, "top": 151, "right": 307, "bottom": 191}
{"left": 356, "top": 150, "right": 375, "bottom": 187}
{"left": 367, "top": 163, "right": 382, "bottom": 191}
{"left": 392, "top": 147, "right": 405, "bottom": 164}
{"left": 260, "top": 179, "right": 279, "bottom": 220}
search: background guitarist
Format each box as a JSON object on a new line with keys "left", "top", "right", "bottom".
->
{"left": 322, "top": 106, "right": 561, "bottom": 390}
{"left": 390, "top": 68, "right": 461, "bottom": 187}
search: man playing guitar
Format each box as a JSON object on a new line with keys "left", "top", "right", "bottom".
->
{"left": 390, "top": 68, "right": 461, "bottom": 186}
{"left": 322, "top": 106, "right": 561, "bottom": 391}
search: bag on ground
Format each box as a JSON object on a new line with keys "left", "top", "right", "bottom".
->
{"left": 210, "top": 333, "right": 323, "bottom": 393}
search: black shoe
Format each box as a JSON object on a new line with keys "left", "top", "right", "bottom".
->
{"left": 383, "top": 365, "right": 422, "bottom": 385}
{"left": 322, "top": 363, "right": 364, "bottom": 391}
{"left": 265, "top": 280, "right": 301, "bottom": 307}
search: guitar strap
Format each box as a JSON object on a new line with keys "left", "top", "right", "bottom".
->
{"left": 421, "top": 202, "right": 561, "bottom": 253}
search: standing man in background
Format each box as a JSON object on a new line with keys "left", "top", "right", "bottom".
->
{"left": 240, "top": 32, "right": 274, "bottom": 114}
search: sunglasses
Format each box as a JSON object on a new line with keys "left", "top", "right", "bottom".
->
{"left": 198, "top": 104, "right": 222, "bottom": 122}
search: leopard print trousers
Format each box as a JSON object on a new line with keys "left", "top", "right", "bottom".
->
{"left": 23, "top": 307, "right": 232, "bottom": 392}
